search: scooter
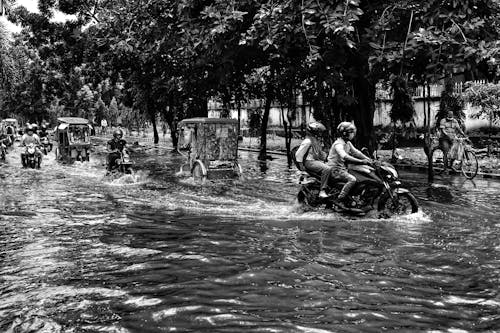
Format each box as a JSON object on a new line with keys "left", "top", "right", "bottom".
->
{"left": 0, "top": 140, "right": 7, "bottom": 161}
{"left": 40, "top": 136, "right": 52, "bottom": 155}
{"left": 21, "top": 144, "right": 41, "bottom": 169}
{"left": 106, "top": 149, "right": 133, "bottom": 176}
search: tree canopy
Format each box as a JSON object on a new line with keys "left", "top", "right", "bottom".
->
{"left": 1, "top": 0, "right": 499, "bottom": 148}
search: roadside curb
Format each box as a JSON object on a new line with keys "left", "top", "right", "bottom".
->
{"left": 239, "top": 147, "right": 500, "bottom": 180}
{"left": 393, "top": 163, "right": 500, "bottom": 180}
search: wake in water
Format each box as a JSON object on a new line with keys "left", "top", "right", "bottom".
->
{"left": 104, "top": 170, "right": 150, "bottom": 186}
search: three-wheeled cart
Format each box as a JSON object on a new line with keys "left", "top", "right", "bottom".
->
{"left": 178, "top": 117, "right": 242, "bottom": 183}
{"left": 1, "top": 118, "right": 20, "bottom": 144}
{"left": 55, "top": 117, "right": 92, "bottom": 163}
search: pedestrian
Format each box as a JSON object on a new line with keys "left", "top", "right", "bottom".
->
{"left": 100, "top": 118, "right": 108, "bottom": 135}
{"left": 162, "top": 122, "right": 167, "bottom": 137}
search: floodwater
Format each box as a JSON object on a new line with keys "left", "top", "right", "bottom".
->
{"left": 0, "top": 138, "right": 499, "bottom": 333}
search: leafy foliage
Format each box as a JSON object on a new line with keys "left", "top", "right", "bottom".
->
{"left": 463, "top": 82, "right": 500, "bottom": 125}
{"left": 436, "top": 78, "right": 465, "bottom": 129}
{"left": 390, "top": 76, "right": 415, "bottom": 123}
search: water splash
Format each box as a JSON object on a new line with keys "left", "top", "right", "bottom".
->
{"left": 106, "top": 170, "right": 150, "bottom": 186}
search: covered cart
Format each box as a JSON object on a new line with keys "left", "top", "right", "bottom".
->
{"left": 55, "top": 117, "right": 92, "bottom": 163}
{"left": 178, "top": 117, "right": 242, "bottom": 182}
{"left": 1, "top": 118, "right": 20, "bottom": 144}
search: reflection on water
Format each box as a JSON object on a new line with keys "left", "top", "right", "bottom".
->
{"left": 0, "top": 141, "right": 499, "bottom": 332}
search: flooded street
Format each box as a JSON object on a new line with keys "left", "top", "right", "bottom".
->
{"left": 1, "top": 139, "right": 499, "bottom": 333}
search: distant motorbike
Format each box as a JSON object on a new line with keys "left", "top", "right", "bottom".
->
{"left": 294, "top": 150, "right": 418, "bottom": 217}
{"left": 0, "top": 140, "right": 7, "bottom": 161}
{"left": 40, "top": 136, "right": 52, "bottom": 155}
{"left": 21, "top": 143, "right": 41, "bottom": 169}
{"left": 5, "top": 126, "right": 16, "bottom": 146}
{"left": 107, "top": 149, "right": 133, "bottom": 176}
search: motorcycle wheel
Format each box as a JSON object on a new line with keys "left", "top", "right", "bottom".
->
{"left": 378, "top": 190, "right": 418, "bottom": 216}
{"left": 297, "top": 187, "right": 321, "bottom": 208}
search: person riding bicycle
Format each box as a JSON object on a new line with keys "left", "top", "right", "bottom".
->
{"left": 295, "top": 121, "right": 332, "bottom": 199}
{"left": 327, "top": 122, "right": 372, "bottom": 209}
{"left": 107, "top": 128, "right": 127, "bottom": 171}
{"left": 438, "top": 111, "right": 465, "bottom": 168}
{"left": 20, "top": 125, "right": 42, "bottom": 167}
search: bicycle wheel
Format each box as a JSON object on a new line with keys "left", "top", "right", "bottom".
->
{"left": 461, "top": 149, "right": 478, "bottom": 179}
{"left": 431, "top": 147, "right": 446, "bottom": 175}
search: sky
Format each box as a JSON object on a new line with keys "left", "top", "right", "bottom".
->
{"left": 1, "top": 0, "right": 75, "bottom": 34}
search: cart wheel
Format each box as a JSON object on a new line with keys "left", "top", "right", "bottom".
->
{"left": 55, "top": 147, "right": 60, "bottom": 160}
{"left": 192, "top": 161, "right": 207, "bottom": 184}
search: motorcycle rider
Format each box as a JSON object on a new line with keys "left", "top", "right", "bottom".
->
{"left": 38, "top": 124, "right": 53, "bottom": 151}
{"left": 295, "top": 121, "right": 332, "bottom": 199}
{"left": 20, "top": 125, "right": 42, "bottom": 167}
{"left": 107, "top": 128, "right": 127, "bottom": 171}
{"left": 0, "top": 132, "right": 9, "bottom": 156}
{"left": 327, "top": 122, "right": 372, "bottom": 209}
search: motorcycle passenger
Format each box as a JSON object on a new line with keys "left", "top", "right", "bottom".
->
{"left": 327, "top": 122, "right": 372, "bottom": 208}
{"left": 438, "top": 111, "right": 465, "bottom": 167}
{"left": 295, "top": 121, "right": 332, "bottom": 199}
{"left": 107, "top": 128, "right": 127, "bottom": 171}
{"left": 20, "top": 125, "right": 42, "bottom": 167}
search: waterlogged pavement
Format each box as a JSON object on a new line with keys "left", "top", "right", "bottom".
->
{"left": 0, "top": 139, "right": 499, "bottom": 332}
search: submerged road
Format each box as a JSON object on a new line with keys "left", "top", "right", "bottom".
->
{"left": 0, "top": 139, "right": 499, "bottom": 332}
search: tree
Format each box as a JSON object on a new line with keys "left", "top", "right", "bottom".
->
{"left": 389, "top": 76, "right": 415, "bottom": 159}
{"left": 463, "top": 81, "right": 500, "bottom": 155}
{"left": 436, "top": 77, "right": 465, "bottom": 130}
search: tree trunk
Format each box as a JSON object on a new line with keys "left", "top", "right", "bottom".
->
{"left": 424, "top": 82, "right": 434, "bottom": 183}
{"left": 348, "top": 49, "right": 375, "bottom": 152}
{"left": 259, "top": 94, "right": 272, "bottom": 161}
{"left": 280, "top": 103, "right": 293, "bottom": 166}
{"left": 150, "top": 109, "right": 159, "bottom": 144}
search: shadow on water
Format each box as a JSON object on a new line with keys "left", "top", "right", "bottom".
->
{"left": 1, "top": 140, "right": 499, "bottom": 332}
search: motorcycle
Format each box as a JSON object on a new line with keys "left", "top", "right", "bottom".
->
{"left": 0, "top": 139, "right": 7, "bottom": 161}
{"left": 295, "top": 157, "right": 418, "bottom": 217}
{"left": 40, "top": 136, "right": 52, "bottom": 155}
{"left": 21, "top": 143, "right": 41, "bottom": 169}
{"left": 106, "top": 149, "right": 133, "bottom": 176}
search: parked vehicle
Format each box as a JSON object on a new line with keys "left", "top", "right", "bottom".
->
{"left": 54, "top": 117, "right": 92, "bottom": 163}
{"left": 292, "top": 146, "right": 419, "bottom": 216}
{"left": 177, "top": 118, "right": 242, "bottom": 183}
{"left": 21, "top": 143, "right": 41, "bottom": 169}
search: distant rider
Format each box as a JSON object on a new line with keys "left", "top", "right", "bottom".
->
{"left": 438, "top": 111, "right": 465, "bottom": 167}
{"left": 0, "top": 132, "right": 9, "bottom": 154}
{"left": 327, "top": 122, "right": 372, "bottom": 209}
{"left": 295, "top": 121, "right": 332, "bottom": 199}
{"left": 20, "top": 125, "right": 42, "bottom": 167}
{"left": 107, "top": 128, "right": 127, "bottom": 171}
{"left": 38, "top": 124, "right": 53, "bottom": 150}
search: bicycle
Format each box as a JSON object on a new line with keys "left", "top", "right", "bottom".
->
{"left": 431, "top": 137, "right": 478, "bottom": 179}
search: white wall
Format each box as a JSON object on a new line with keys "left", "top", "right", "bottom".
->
{"left": 209, "top": 99, "right": 497, "bottom": 131}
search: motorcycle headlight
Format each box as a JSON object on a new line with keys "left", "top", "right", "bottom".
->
{"left": 381, "top": 165, "right": 398, "bottom": 179}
